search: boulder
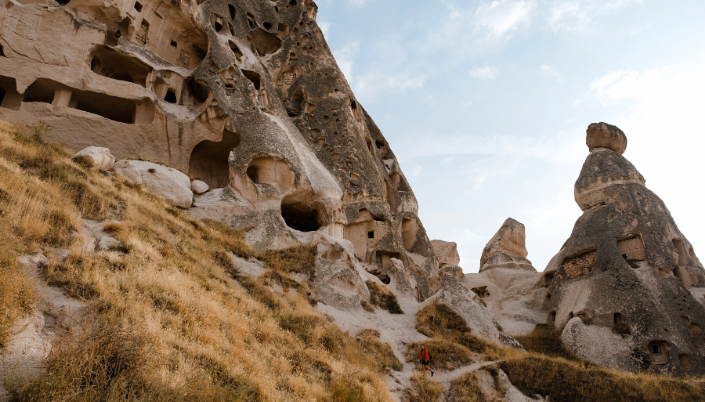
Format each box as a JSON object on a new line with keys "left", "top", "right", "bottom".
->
{"left": 480, "top": 218, "right": 535, "bottom": 272}
{"left": 72, "top": 146, "right": 115, "bottom": 171}
{"left": 114, "top": 160, "right": 193, "bottom": 208}
{"left": 431, "top": 239, "right": 460, "bottom": 266}
{"left": 586, "top": 122, "right": 627, "bottom": 154}
{"left": 191, "top": 179, "right": 209, "bottom": 194}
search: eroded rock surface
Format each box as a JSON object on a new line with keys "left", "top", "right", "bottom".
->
{"left": 542, "top": 123, "right": 705, "bottom": 376}
{"left": 480, "top": 218, "right": 535, "bottom": 272}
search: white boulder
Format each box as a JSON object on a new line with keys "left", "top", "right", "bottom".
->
{"left": 191, "top": 179, "right": 209, "bottom": 194}
{"left": 114, "top": 160, "right": 193, "bottom": 208}
{"left": 72, "top": 146, "right": 115, "bottom": 171}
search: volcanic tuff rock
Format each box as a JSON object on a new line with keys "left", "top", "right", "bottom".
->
{"left": 479, "top": 218, "right": 536, "bottom": 272}
{"left": 0, "top": 0, "right": 453, "bottom": 303}
{"left": 586, "top": 122, "right": 627, "bottom": 154}
{"left": 72, "top": 146, "right": 115, "bottom": 171}
{"left": 541, "top": 123, "right": 705, "bottom": 376}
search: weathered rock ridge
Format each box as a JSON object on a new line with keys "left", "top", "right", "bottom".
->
{"left": 542, "top": 123, "right": 705, "bottom": 376}
{"left": 479, "top": 218, "right": 535, "bottom": 272}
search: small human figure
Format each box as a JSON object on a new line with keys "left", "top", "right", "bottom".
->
{"left": 420, "top": 344, "right": 434, "bottom": 377}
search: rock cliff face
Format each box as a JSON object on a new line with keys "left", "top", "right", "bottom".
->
{"left": 542, "top": 123, "right": 705, "bottom": 376}
{"left": 0, "top": 0, "right": 442, "bottom": 301}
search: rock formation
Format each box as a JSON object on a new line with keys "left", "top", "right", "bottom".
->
{"left": 541, "top": 122, "right": 705, "bottom": 376}
{"left": 0, "top": 0, "right": 443, "bottom": 302}
{"left": 431, "top": 239, "right": 464, "bottom": 280}
{"left": 479, "top": 218, "right": 535, "bottom": 272}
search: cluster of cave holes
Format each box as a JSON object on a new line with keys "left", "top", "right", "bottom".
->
{"left": 188, "top": 129, "right": 239, "bottom": 188}
{"left": 280, "top": 196, "right": 321, "bottom": 232}
{"left": 22, "top": 78, "right": 154, "bottom": 125}
{"left": 648, "top": 340, "right": 693, "bottom": 369}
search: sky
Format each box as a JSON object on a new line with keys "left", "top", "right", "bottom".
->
{"left": 316, "top": 0, "right": 705, "bottom": 272}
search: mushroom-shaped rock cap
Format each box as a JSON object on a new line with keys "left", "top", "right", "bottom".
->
{"left": 587, "top": 122, "right": 627, "bottom": 154}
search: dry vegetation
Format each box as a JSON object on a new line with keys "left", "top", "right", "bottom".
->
{"left": 501, "top": 354, "right": 704, "bottom": 402}
{"left": 512, "top": 324, "right": 575, "bottom": 360}
{"left": 414, "top": 301, "right": 705, "bottom": 402}
{"left": 0, "top": 122, "right": 394, "bottom": 402}
{"left": 365, "top": 280, "right": 404, "bottom": 314}
{"left": 447, "top": 372, "right": 487, "bottom": 402}
{"left": 407, "top": 372, "right": 444, "bottom": 402}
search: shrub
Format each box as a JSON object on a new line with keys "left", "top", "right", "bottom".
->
{"left": 0, "top": 254, "right": 36, "bottom": 348}
{"left": 365, "top": 280, "right": 403, "bottom": 314}
{"left": 408, "top": 372, "right": 444, "bottom": 402}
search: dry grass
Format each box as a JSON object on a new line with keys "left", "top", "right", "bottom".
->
{"left": 513, "top": 324, "right": 575, "bottom": 360}
{"left": 405, "top": 339, "right": 474, "bottom": 371}
{"left": 501, "top": 354, "right": 705, "bottom": 402}
{"left": 405, "top": 372, "right": 444, "bottom": 402}
{"left": 447, "top": 372, "right": 487, "bottom": 402}
{"left": 416, "top": 301, "right": 516, "bottom": 362}
{"left": 0, "top": 122, "right": 393, "bottom": 402}
{"left": 366, "top": 280, "right": 404, "bottom": 314}
{"left": 356, "top": 329, "right": 403, "bottom": 372}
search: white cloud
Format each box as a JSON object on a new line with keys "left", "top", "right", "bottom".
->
{"left": 332, "top": 42, "right": 359, "bottom": 85}
{"left": 462, "top": 157, "right": 522, "bottom": 190}
{"left": 463, "top": 100, "right": 474, "bottom": 107}
{"left": 353, "top": 72, "right": 427, "bottom": 100}
{"left": 589, "top": 67, "right": 669, "bottom": 102}
{"left": 347, "top": 0, "right": 375, "bottom": 8}
{"left": 393, "top": 128, "right": 585, "bottom": 165}
{"left": 411, "top": 165, "right": 423, "bottom": 177}
{"left": 541, "top": 64, "right": 563, "bottom": 82}
{"left": 544, "top": 0, "right": 643, "bottom": 32}
{"left": 469, "top": 66, "right": 500, "bottom": 79}
{"left": 318, "top": 20, "right": 331, "bottom": 39}
{"left": 422, "top": 95, "right": 437, "bottom": 106}
{"left": 475, "top": 0, "right": 536, "bottom": 42}
{"left": 586, "top": 51, "right": 705, "bottom": 265}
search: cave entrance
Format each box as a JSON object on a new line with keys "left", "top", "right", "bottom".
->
{"left": 89, "top": 45, "right": 152, "bottom": 87}
{"left": 281, "top": 198, "right": 320, "bottom": 232}
{"left": 402, "top": 217, "right": 418, "bottom": 251}
{"left": 189, "top": 129, "right": 240, "bottom": 188}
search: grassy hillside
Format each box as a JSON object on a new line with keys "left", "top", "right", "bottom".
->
{"left": 0, "top": 122, "right": 396, "bottom": 402}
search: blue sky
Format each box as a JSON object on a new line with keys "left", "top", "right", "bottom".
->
{"left": 316, "top": 0, "right": 705, "bottom": 272}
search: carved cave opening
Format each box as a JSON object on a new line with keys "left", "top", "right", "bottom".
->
{"left": 189, "top": 129, "right": 239, "bottom": 188}
{"left": 679, "top": 354, "right": 692, "bottom": 369}
{"left": 56, "top": 0, "right": 70, "bottom": 5}
{"left": 229, "top": 41, "right": 243, "bottom": 61}
{"left": 23, "top": 80, "right": 55, "bottom": 104}
{"left": 90, "top": 46, "right": 152, "bottom": 87}
{"left": 0, "top": 76, "right": 19, "bottom": 110}
{"left": 134, "top": 1, "right": 143, "bottom": 12}
{"left": 281, "top": 197, "right": 321, "bottom": 232}
{"left": 251, "top": 28, "right": 282, "bottom": 55}
{"left": 617, "top": 234, "right": 646, "bottom": 267}
{"left": 0, "top": 44, "right": 4, "bottom": 57}
{"left": 613, "top": 312, "right": 630, "bottom": 334}
{"left": 242, "top": 70, "right": 261, "bottom": 90}
{"left": 285, "top": 89, "right": 304, "bottom": 117}
{"left": 648, "top": 341, "right": 670, "bottom": 365}
{"left": 214, "top": 15, "right": 224, "bottom": 32}
{"left": 164, "top": 90, "right": 177, "bottom": 104}
{"left": 228, "top": 4, "right": 236, "bottom": 19}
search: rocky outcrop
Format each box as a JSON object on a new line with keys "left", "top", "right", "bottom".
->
{"left": 0, "top": 0, "right": 441, "bottom": 303}
{"left": 586, "top": 122, "right": 627, "bottom": 154}
{"left": 542, "top": 123, "right": 705, "bottom": 376}
{"left": 480, "top": 218, "right": 535, "bottom": 272}
{"left": 432, "top": 239, "right": 460, "bottom": 266}
{"left": 190, "top": 179, "right": 209, "bottom": 194}
{"left": 72, "top": 146, "right": 115, "bottom": 171}
{"left": 114, "top": 160, "right": 193, "bottom": 208}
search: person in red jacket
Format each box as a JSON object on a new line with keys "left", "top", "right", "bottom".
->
{"left": 420, "top": 344, "right": 434, "bottom": 376}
